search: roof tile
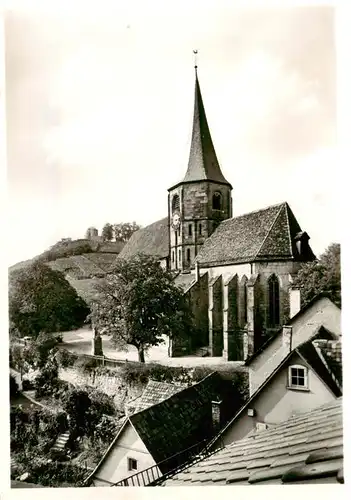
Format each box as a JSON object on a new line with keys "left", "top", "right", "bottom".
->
{"left": 306, "top": 446, "right": 343, "bottom": 464}
{"left": 281, "top": 458, "right": 343, "bottom": 483}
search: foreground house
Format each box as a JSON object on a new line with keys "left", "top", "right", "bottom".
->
{"left": 246, "top": 294, "right": 341, "bottom": 396}
{"left": 163, "top": 397, "right": 343, "bottom": 485}
{"left": 86, "top": 372, "right": 244, "bottom": 486}
{"left": 209, "top": 333, "right": 342, "bottom": 447}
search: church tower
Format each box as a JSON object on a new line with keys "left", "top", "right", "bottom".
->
{"left": 168, "top": 63, "right": 232, "bottom": 272}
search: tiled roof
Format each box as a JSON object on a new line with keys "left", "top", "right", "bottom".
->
{"left": 129, "top": 372, "right": 242, "bottom": 466}
{"left": 117, "top": 217, "right": 169, "bottom": 261}
{"left": 170, "top": 70, "right": 231, "bottom": 189}
{"left": 127, "top": 380, "right": 186, "bottom": 414}
{"left": 196, "top": 202, "right": 315, "bottom": 267}
{"left": 164, "top": 398, "right": 343, "bottom": 485}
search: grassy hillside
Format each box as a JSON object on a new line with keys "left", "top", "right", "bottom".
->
{"left": 9, "top": 238, "right": 125, "bottom": 305}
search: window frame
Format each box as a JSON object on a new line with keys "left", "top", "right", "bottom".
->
{"left": 288, "top": 364, "right": 309, "bottom": 390}
{"left": 128, "top": 457, "right": 138, "bottom": 471}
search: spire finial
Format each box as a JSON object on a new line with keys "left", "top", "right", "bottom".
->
{"left": 193, "top": 49, "right": 198, "bottom": 71}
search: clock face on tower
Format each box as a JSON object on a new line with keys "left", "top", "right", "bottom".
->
{"left": 172, "top": 213, "right": 180, "bottom": 229}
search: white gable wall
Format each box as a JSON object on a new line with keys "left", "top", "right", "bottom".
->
{"left": 249, "top": 296, "right": 341, "bottom": 396}
{"left": 222, "top": 352, "right": 337, "bottom": 446}
{"left": 91, "top": 421, "right": 159, "bottom": 487}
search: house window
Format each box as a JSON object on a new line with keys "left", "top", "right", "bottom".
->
{"left": 187, "top": 248, "right": 191, "bottom": 262}
{"left": 288, "top": 365, "right": 308, "bottom": 390}
{"left": 172, "top": 194, "right": 180, "bottom": 213}
{"left": 172, "top": 251, "right": 174, "bottom": 263}
{"left": 178, "top": 249, "right": 181, "bottom": 263}
{"left": 212, "top": 192, "right": 222, "bottom": 211}
{"left": 199, "top": 223, "right": 202, "bottom": 236}
{"left": 188, "top": 224, "right": 192, "bottom": 237}
{"left": 268, "top": 274, "right": 280, "bottom": 327}
{"left": 128, "top": 458, "right": 138, "bottom": 471}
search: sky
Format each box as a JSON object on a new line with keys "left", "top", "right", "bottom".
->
{"left": 5, "top": 0, "right": 341, "bottom": 265}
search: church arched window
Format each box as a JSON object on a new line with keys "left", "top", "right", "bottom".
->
{"left": 212, "top": 192, "right": 222, "bottom": 211}
{"left": 239, "top": 275, "right": 248, "bottom": 326}
{"left": 172, "top": 194, "right": 180, "bottom": 213}
{"left": 268, "top": 274, "right": 280, "bottom": 327}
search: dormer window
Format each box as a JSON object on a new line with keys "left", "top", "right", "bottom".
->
{"left": 294, "top": 231, "right": 309, "bottom": 256}
{"left": 212, "top": 192, "right": 222, "bottom": 211}
{"left": 288, "top": 365, "right": 308, "bottom": 390}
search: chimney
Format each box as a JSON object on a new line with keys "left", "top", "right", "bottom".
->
{"left": 282, "top": 326, "right": 293, "bottom": 351}
{"left": 211, "top": 399, "right": 222, "bottom": 431}
{"left": 195, "top": 260, "right": 200, "bottom": 282}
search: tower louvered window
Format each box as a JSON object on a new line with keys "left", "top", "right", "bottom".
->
{"left": 212, "top": 192, "right": 222, "bottom": 210}
{"left": 268, "top": 274, "right": 280, "bottom": 327}
{"left": 172, "top": 194, "right": 180, "bottom": 213}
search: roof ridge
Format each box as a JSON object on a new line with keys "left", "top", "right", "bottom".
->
{"left": 254, "top": 203, "right": 285, "bottom": 259}
{"left": 284, "top": 202, "right": 294, "bottom": 256}
{"left": 221, "top": 201, "right": 287, "bottom": 225}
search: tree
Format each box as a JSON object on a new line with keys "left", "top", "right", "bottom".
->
{"left": 113, "top": 222, "right": 141, "bottom": 242}
{"left": 294, "top": 243, "right": 341, "bottom": 308}
{"left": 101, "top": 223, "right": 114, "bottom": 241}
{"left": 63, "top": 389, "right": 92, "bottom": 438}
{"left": 9, "top": 262, "right": 90, "bottom": 338}
{"left": 90, "top": 253, "right": 192, "bottom": 362}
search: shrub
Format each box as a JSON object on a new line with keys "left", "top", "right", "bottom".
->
{"left": 56, "top": 349, "right": 78, "bottom": 368}
{"left": 75, "top": 356, "right": 101, "bottom": 372}
{"left": 33, "top": 362, "right": 60, "bottom": 398}
{"left": 119, "top": 362, "right": 192, "bottom": 385}
{"left": 22, "top": 379, "right": 35, "bottom": 391}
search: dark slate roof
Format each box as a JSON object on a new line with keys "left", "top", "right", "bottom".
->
{"left": 164, "top": 398, "right": 343, "bottom": 485}
{"left": 127, "top": 380, "right": 186, "bottom": 414}
{"left": 196, "top": 202, "right": 315, "bottom": 267}
{"left": 117, "top": 217, "right": 169, "bottom": 261}
{"left": 129, "top": 372, "right": 240, "bottom": 466}
{"left": 297, "top": 339, "right": 342, "bottom": 398}
{"left": 88, "top": 372, "right": 242, "bottom": 483}
{"left": 312, "top": 339, "right": 342, "bottom": 389}
{"left": 245, "top": 295, "right": 340, "bottom": 366}
{"left": 170, "top": 70, "right": 231, "bottom": 190}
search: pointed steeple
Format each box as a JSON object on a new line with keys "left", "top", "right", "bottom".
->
{"left": 181, "top": 66, "right": 232, "bottom": 188}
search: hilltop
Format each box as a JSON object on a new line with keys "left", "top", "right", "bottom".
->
{"left": 9, "top": 238, "right": 125, "bottom": 304}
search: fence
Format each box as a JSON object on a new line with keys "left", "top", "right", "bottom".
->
{"left": 78, "top": 353, "right": 129, "bottom": 368}
{"left": 111, "top": 437, "right": 225, "bottom": 487}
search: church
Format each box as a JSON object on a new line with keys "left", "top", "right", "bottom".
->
{"left": 118, "top": 64, "right": 316, "bottom": 361}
